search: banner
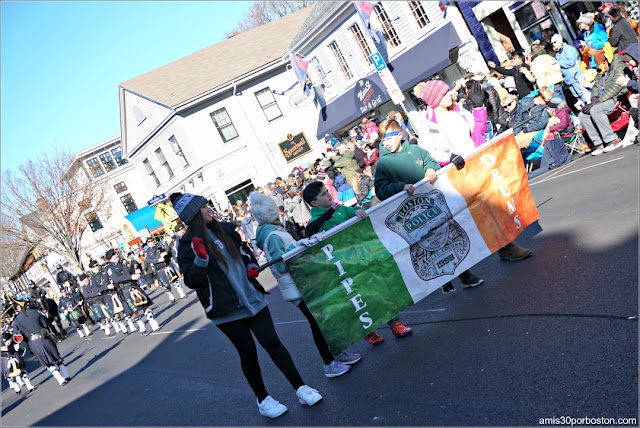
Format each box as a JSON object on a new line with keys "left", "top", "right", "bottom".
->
{"left": 284, "top": 132, "right": 539, "bottom": 353}
{"left": 353, "top": 1, "right": 380, "bottom": 43}
{"left": 289, "top": 52, "right": 311, "bottom": 97}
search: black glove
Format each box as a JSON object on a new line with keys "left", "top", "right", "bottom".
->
{"left": 450, "top": 153, "right": 465, "bottom": 170}
{"left": 582, "top": 103, "right": 594, "bottom": 114}
{"left": 591, "top": 96, "right": 599, "bottom": 104}
{"left": 467, "top": 82, "right": 485, "bottom": 108}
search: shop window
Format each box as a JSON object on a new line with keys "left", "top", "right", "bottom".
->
{"left": 111, "top": 146, "right": 127, "bottom": 166}
{"left": 512, "top": 1, "right": 558, "bottom": 44}
{"left": 155, "top": 148, "right": 174, "bottom": 179}
{"left": 224, "top": 180, "right": 255, "bottom": 206}
{"left": 120, "top": 194, "right": 138, "bottom": 214}
{"left": 349, "top": 24, "right": 373, "bottom": 65}
{"left": 329, "top": 41, "right": 353, "bottom": 80}
{"left": 85, "top": 213, "right": 103, "bottom": 232}
{"left": 86, "top": 157, "right": 104, "bottom": 178}
{"left": 408, "top": 1, "right": 430, "bottom": 28}
{"left": 143, "top": 158, "right": 161, "bottom": 187}
{"left": 169, "top": 136, "right": 189, "bottom": 168}
{"left": 210, "top": 108, "right": 239, "bottom": 143}
{"left": 255, "top": 88, "right": 283, "bottom": 121}
{"left": 374, "top": 4, "right": 401, "bottom": 47}
{"left": 114, "top": 182, "right": 128, "bottom": 194}
{"left": 310, "top": 57, "right": 332, "bottom": 89}
{"left": 98, "top": 151, "right": 117, "bottom": 173}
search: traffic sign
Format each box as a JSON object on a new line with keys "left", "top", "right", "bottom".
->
{"left": 154, "top": 203, "right": 175, "bottom": 223}
{"left": 147, "top": 194, "right": 166, "bottom": 207}
{"left": 369, "top": 52, "right": 387, "bottom": 71}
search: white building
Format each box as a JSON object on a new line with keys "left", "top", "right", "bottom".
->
{"left": 117, "top": 6, "right": 323, "bottom": 211}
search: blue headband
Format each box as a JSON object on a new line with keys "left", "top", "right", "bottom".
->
{"left": 383, "top": 131, "right": 401, "bottom": 139}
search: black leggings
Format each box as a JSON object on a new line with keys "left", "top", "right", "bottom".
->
{"left": 298, "top": 300, "right": 335, "bottom": 365}
{"left": 217, "top": 306, "right": 304, "bottom": 402}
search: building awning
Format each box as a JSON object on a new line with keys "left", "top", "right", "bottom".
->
{"left": 316, "top": 22, "right": 462, "bottom": 140}
{"left": 124, "top": 206, "right": 164, "bottom": 235}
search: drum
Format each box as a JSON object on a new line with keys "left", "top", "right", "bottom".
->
{"left": 67, "top": 309, "right": 84, "bottom": 327}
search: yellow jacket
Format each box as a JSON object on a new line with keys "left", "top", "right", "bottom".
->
{"left": 531, "top": 54, "right": 564, "bottom": 87}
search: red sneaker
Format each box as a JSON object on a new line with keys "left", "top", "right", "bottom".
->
{"left": 391, "top": 322, "right": 412, "bottom": 337}
{"left": 364, "top": 331, "right": 384, "bottom": 345}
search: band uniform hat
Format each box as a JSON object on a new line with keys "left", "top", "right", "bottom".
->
{"left": 105, "top": 249, "right": 117, "bottom": 260}
{"left": 79, "top": 273, "right": 89, "bottom": 281}
{"left": 88, "top": 259, "right": 98, "bottom": 268}
{"left": 172, "top": 193, "right": 208, "bottom": 224}
{"left": 56, "top": 264, "right": 63, "bottom": 269}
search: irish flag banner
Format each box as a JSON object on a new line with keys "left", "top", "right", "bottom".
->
{"left": 284, "top": 132, "right": 539, "bottom": 353}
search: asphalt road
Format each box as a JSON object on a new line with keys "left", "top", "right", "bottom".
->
{"left": 2, "top": 144, "right": 638, "bottom": 427}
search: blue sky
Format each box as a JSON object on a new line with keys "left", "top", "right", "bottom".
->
{"left": 1, "top": 1, "right": 250, "bottom": 173}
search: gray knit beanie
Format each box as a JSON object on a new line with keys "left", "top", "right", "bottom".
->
{"left": 172, "top": 193, "right": 208, "bottom": 224}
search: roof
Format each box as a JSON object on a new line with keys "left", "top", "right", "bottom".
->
{"left": 289, "top": 1, "right": 346, "bottom": 49}
{"left": 119, "top": 5, "right": 315, "bottom": 107}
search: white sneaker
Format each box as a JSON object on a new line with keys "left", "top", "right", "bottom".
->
{"left": 603, "top": 141, "right": 621, "bottom": 152}
{"left": 296, "top": 385, "right": 322, "bottom": 406}
{"left": 591, "top": 144, "right": 605, "bottom": 156}
{"left": 257, "top": 396, "right": 288, "bottom": 418}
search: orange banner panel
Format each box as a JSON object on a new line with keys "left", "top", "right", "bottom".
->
{"left": 447, "top": 133, "right": 539, "bottom": 253}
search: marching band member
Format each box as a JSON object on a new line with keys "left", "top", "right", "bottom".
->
{"left": 103, "top": 249, "right": 129, "bottom": 335}
{"left": 58, "top": 288, "right": 91, "bottom": 338}
{"left": 144, "top": 237, "right": 177, "bottom": 304}
{"left": 167, "top": 223, "right": 188, "bottom": 299}
{"left": 86, "top": 260, "right": 115, "bottom": 336}
{"left": 12, "top": 303, "right": 71, "bottom": 387}
{"left": 1, "top": 332, "right": 35, "bottom": 395}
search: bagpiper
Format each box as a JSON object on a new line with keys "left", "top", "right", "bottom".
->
{"left": 12, "top": 303, "right": 71, "bottom": 387}
{"left": 57, "top": 288, "right": 92, "bottom": 338}
{"left": 166, "top": 223, "right": 188, "bottom": 299}
{"left": 100, "top": 250, "right": 130, "bottom": 335}
{"left": 1, "top": 332, "right": 35, "bottom": 395}
{"left": 144, "top": 237, "right": 177, "bottom": 304}
{"left": 85, "top": 260, "right": 115, "bottom": 336}
{"left": 106, "top": 249, "right": 161, "bottom": 334}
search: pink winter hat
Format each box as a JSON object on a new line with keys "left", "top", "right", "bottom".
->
{"left": 420, "top": 80, "right": 450, "bottom": 108}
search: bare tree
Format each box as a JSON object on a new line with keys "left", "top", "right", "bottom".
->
{"left": 225, "top": 1, "right": 315, "bottom": 38}
{"left": 1, "top": 149, "right": 111, "bottom": 273}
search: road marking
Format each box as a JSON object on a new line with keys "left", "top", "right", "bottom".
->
{"left": 529, "top": 156, "right": 624, "bottom": 186}
{"left": 147, "top": 328, "right": 208, "bottom": 336}
{"left": 274, "top": 308, "right": 446, "bottom": 325}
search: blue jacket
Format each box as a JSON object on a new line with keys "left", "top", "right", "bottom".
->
{"left": 555, "top": 43, "right": 583, "bottom": 84}
{"left": 513, "top": 97, "right": 550, "bottom": 135}
{"left": 584, "top": 23, "right": 608, "bottom": 50}
{"left": 334, "top": 175, "right": 357, "bottom": 206}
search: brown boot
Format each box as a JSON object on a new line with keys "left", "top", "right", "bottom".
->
{"left": 497, "top": 241, "right": 533, "bottom": 261}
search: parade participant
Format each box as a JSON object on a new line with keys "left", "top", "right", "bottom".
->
{"left": 27, "top": 280, "right": 46, "bottom": 305}
{"left": 85, "top": 261, "right": 115, "bottom": 336}
{"left": 173, "top": 192, "right": 322, "bottom": 418}
{"left": 58, "top": 288, "right": 92, "bottom": 338}
{"left": 163, "top": 237, "right": 187, "bottom": 299}
{"left": 303, "top": 181, "right": 413, "bottom": 344}
{"left": 106, "top": 249, "right": 160, "bottom": 334}
{"left": 38, "top": 296, "right": 67, "bottom": 342}
{"left": 55, "top": 264, "right": 78, "bottom": 293}
{"left": 1, "top": 332, "right": 35, "bottom": 395}
{"left": 144, "top": 237, "right": 177, "bottom": 304}
{"left": 12, "top": 303, "right": 71, "bottom": 386}
{"left": 252, "top": 192, "right": 361, "bottom": 378}
{"left": 101, "top": 250, "right": 130, "bottom": 335}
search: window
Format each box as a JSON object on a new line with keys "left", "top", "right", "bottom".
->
{"left": 143, "top": 159, "right": 161, "bottom": 187}
{"left": 374, "top": 4, "right": 401, "bottom": 47}
{"left": 512, "top": 1, "right": 558, "bottom": 45}
{"left": 132, "top": 105, "right": 146, "bottom": 125}
{"left": 255, "top": 88, "right": 283, "bottom": 121}
{"left": 120, "top": 194, "right": 138, "bottom": 214}
{"left": 349, "top": 24, "right": 373, "bottom": 65}
{"left": 85, "top": 213, "right": 103, "bottom": 232}
{"left": 408, "top": 1, "right": 430, "bottom": 28}
{"left": 329, "top": 41, "right": 353, "bottom": 80}
{"left": 114, "top": 182, "right": 128, "bottom": 194}
{"left": 169, "top": 136, "right": 189, "bottom": 167}
{"left": 210, "top": 108, "right": 239, "bottom": 143}
{"left": 225, "top": 180, "right": 255, "bottom": 206}
{"left": 155, "top": 148, "right": 174, "bottom": 179}
{"left": 98, "top": 151, "right": 117, "bottom": 173}
{"left": 111, "top": 146, "right": 127, "bottom": 166}
{"left": 310, "top": 57, "right": 332, "bottom": 89}
{"left": 86, "top": 157, "right": 105, "bottom": 178}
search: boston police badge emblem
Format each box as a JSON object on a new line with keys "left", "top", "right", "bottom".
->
{"left": 385, "top": 190, "right": 470, "bottom": 280}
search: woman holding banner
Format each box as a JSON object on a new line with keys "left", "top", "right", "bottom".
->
{"left": 416, "top": 79, "right": 533, "bottom": 263}
{"left": 171, "top": 192, "right": 322, "bottom": 419}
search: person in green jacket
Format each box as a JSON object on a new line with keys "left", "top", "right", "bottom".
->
{"left": 302, "top": 181, "right": 413, "bottom": 345}
{"left": 374, "top": 118, "right": 485, "bottom": 294}
{"left": 331, "top": 142, "right": 359, "bottom": 185}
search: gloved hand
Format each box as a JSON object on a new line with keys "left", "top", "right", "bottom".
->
{"left": 450, "top": 153, "right": 465, "bottom": 170}
{"left": 591, "top": 96, "right": 599, "bottom": 104}
{"left": 247, "top": 266, "right": 259, "bottom": 280}
{"left": 191, "top": 237, "right": 207, "bottom": 259}
{"left": 467, "top": 82, "right": 485, "bottom": 108}
{"left": 582, "top": 103, "right": 595, "bottom": 114}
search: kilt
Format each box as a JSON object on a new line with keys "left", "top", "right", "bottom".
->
{"left": 1, "top": 352, "right": 26, "bottom": 378}
{"left": 121, "top": 285, "right": 152, "bottom": 312}
{"left": 28, "top": 336, "right": 62, "bottom": 367}
{"left": 155, "top": 269, "right": 171, "bottom": 290}
{"left": 102, "top": 292, "right": 125, "bottom": 316}
{"left": 67, "top": 309, "right": 86, "bottom": 327}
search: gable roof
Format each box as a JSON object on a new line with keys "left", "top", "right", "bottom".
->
{"left": 119, "top": 5, "right": 315, "bottom": 108}
{"left": 289, "top": 1, "right": 346, "bottom": 49}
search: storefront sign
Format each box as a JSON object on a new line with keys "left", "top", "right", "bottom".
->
{"left": 354, "top": 78, "right": 384, "bottom": 114}
{"left": 289, "top": 88, "right": 315, "bottom": 108}
{"left": 278, "top": 132, "right": 313, "bottom": 163}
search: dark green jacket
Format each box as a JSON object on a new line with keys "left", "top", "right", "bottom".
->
{"left": 374, "top": 141, "right": 440, "bottom": 201}
{"left": 591, "top": 54, "right": 629, "bottom": 103}
{"left": 331, "top": 150, "right": 359, "bottom": 185}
